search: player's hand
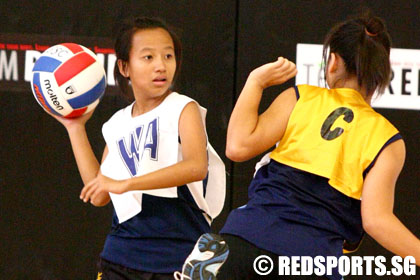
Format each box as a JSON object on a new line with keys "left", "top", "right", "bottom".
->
{"left": 248, "top": 57, "right": 297, "bottom": 89}
{"left": 46, "top": 109, "right": 94, "bottom": 130}
{"left": 80, "top": 172, "right": 127, "bottom": 203}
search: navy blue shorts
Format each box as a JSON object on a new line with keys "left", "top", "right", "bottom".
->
{"left": 217, "top": 234, "right": 329, "bottom": 280}
{"left": 97, "top": 258, "right": 174, "bottom": 280}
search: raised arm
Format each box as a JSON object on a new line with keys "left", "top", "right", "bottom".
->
{"left": 51, "top": 112, "right": 110, "bottom": 206}
{"left": 226, "top": 57, "right": 297, "bottom": 162}
{"left": 361, "top": 139, "right": 420, "bottom": 265}
{"left": 63, "top": 113, "right": 100, "bottom": 184}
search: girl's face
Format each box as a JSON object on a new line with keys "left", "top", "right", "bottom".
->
{"left": 122, "top": 28, "right": 176, "bottom": 98}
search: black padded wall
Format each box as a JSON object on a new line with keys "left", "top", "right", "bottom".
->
{"left": 1, "top": 1, "right": 419, "bottom": 279}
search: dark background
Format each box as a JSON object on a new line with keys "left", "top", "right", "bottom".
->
{"left": 0, "top": 1, "right": 419, "bottom": 279}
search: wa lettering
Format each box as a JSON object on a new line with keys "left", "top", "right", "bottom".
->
{"left": 320, "top": 107, "right": 354, "bottom": 140}
{"left": 118, "top": 118, "right": 159, "bottom": 177}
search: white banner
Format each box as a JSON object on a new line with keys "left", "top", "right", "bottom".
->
{"left": 296, "top": 43, "right": 420, "bottom": 110}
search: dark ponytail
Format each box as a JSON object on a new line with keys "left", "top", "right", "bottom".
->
{"left": 113, "top": 17, "right": 182, "bottom": 101}
{"left": 322, "top": 11, "right": 392, "bottom": 97}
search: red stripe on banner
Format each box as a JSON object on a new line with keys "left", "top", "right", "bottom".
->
{"left": 61, "top": 43, "right": 84, "bottom": 54}
{"left": 6, "top": 44, "right": 19, "bottom": 50}
{"left": 54, "top": 52, "right": 95, "bottom": 86}
{"left": 64, "top": 107, "right": 87, "bottom": 118}
{"left": 35, "top": 44, "right": 50, "bottom": 51}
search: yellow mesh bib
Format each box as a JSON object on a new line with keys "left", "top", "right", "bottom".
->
{"left": 270, "top": 85, "right": 399, "bottom": 199}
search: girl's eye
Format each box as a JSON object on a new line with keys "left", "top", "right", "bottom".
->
{"left": 165, "top": 54, "right": 173, "bottom": 59}
{"left": 144, "top": 55, "right": 152, "bottom": 60}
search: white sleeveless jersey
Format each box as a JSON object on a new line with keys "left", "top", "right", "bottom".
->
{"left": 100, "top": 92, "right": 226, "bottom": 223}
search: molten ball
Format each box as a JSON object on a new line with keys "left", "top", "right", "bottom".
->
{"left": 31, "top": 43, "right": 106, "bottom": 118}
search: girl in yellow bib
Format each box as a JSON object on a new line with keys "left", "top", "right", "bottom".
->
{"left": 176, "top": 12, "right": 420, "bottom": 280}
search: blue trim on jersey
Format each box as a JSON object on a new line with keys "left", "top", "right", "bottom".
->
{"left": 363, "top": 133, "right": 403, "bottom": 178}
{"left": 67, "top": 76, "right": 106, "bottom": 108}
{"left": 178, "top": 185, "right": 199, "bottom": 208}
{"left": 33, "top": 56, "right": 61, "bottom": 72}
{"left": 203, "top": 172, "right": 208, "bottom": 197}
{"left": 293, "top": 85, "right": 300, "bottom": 100}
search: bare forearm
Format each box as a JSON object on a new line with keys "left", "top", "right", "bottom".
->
{"left": 67, "top": 125, "right": 100, "bottom": 185}
{"left": 365, "top": 214, "right": 420, "bottom": 265}
{"left": 90, "top": 191, "right": 110, "bottom": 206}
{"left": 227, "top": 79, "right": 263, "bottom": 152}
{"left": 125, "top": 159, "right": 207, "bottom": 192}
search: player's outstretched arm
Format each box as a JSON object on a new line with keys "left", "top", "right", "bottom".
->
{"left": 361, "top": 139, "right": 420, "bottom": 265}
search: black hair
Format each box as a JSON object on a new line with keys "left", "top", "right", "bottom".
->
{"left": 113, "top": 17, "right": 182, "bottom": 101}
{"left": 322, "top": 11, "right": 392, "bottom": 97}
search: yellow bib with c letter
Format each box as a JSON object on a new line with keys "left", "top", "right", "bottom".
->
{"left": 270, "top": 85, "right": 400, "bottom": 199}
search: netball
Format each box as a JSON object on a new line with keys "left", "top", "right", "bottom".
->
{"left": 3, "top": 3, "right": 420, "bottom": 279}
{"left": 30, "top": 43, "right": 106, "bottom": 118}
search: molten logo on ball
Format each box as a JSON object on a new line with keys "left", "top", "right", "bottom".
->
{"left": 30, "top": 43, "right": 106, "bottom": 118}
{"left": 44, "top": 79, "right": 64, "bottom": 111}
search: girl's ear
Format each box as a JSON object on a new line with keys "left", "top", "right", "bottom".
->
{"left": 117, "top": 59, "right": 129, "bottom": 78}
{"left": 327, "top": 52, "right": 338, "bottom": 74}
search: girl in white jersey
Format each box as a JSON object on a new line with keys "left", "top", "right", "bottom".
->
{"left": 51, "top": 17, "right": 225, "bottom": 280}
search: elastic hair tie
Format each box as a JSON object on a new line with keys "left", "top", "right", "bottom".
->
{"left": 365, "top": 27, "right": 378, "bottom": 37}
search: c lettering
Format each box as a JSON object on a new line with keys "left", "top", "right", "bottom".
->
{"left": 321, "top": 107, "right": 354, "bottom": 140}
